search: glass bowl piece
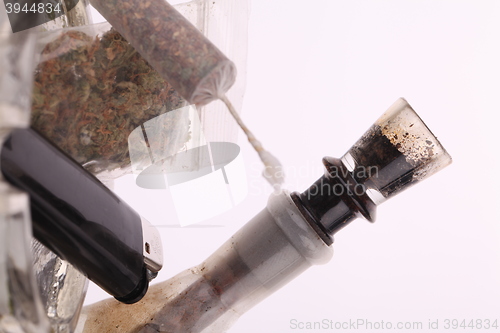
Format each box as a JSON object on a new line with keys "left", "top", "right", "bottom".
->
{"left": 342, "top": 98, "right": 452, "bottom": 203}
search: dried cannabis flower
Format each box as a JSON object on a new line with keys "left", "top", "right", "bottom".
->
{"left": 31, "top": 28, "right": 189, "bottom": 176}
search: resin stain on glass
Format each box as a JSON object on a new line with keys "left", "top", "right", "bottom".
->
{"left": 343, "top": 98, "right": 451, "bottom": 202}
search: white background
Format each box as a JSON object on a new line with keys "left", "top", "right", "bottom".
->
{"left": 87, "top": 1, "right": 500, "bottom": 332}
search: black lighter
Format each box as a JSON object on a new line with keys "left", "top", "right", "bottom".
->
{"left": 0, "top": 127, "right": 163, "bottom": 304}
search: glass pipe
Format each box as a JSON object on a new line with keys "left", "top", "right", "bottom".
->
{"left": 78, "top": 98, "right": 452, "bottom": 333}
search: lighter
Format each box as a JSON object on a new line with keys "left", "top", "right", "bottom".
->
{"left": 0, "top": 127, "right": 163, "bottom": 304}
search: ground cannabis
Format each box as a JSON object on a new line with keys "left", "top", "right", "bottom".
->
{"left": 89, "top": 0, "right": 236, "bottom": 106}
{"left": 31, "top": 28, "right": 189, "bottom": 176}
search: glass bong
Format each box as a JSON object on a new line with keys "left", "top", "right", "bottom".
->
{"left": 79, "top": 98, "right": 452, "bottom": 333}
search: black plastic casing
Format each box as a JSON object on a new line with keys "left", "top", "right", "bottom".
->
{"left": 1, "top": 128, "right": 148, "bottom": 304}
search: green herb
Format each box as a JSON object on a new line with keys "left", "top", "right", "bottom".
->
{"left": 31, "top": 28, "right": 189, "bottom": 175}
{"left": 89, "top": 0, "right": 236, "bottom": 106}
